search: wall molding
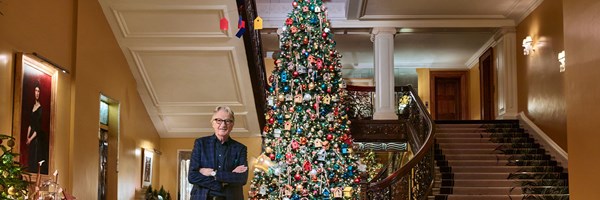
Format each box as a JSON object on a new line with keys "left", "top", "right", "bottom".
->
{"left": 518, "top": 112, "right": 568, "bottom": 169}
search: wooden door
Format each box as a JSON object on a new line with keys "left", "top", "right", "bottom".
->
{"left": 435, "top": 77, "right": 461, "bottom": 120}
{"left": 430, "top": 71, "right": 468, "bottom": 120}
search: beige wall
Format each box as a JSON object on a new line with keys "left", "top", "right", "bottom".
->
{"left": 1, "top": 0, "right": 162, "bottom": 199}
{"left": 0, "top": 0, "right": 75, "bottom": 194}
{"left": 73, "top": 1, "right": 161, "bottom": 199}
{"left": 159, "top": 138, "right": 195, "bottom": 198}
{"left": 416, "top": 68, "right": 431, "bottom": 113}
{"left": 516, "top": 0, "right": 567, "bottom": 149}
{"left": 563, "top": 0, "right": 600, "bottom": 198}
{"left": 160, "top": 137, "right": 262, "bottom": 199}
{"left": 468, "top": 65, "right": 481, "bottom": 120}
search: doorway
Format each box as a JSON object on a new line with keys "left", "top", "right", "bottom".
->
{"left": 479, "top": 48, "right": 494, "bottom": 120}
{"left": 99, "top": 95, "right": 119, "bottom": 200}
{"left": 430, "top": 71, "right": 468, "bottom": 120}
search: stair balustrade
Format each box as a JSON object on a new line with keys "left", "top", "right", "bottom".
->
{"left": 347, "top": 85, "right": 435, "bottom": 200}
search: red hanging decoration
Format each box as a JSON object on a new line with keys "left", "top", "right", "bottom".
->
{"left": 220, "top": 18, "right": 228, "bottom": 31}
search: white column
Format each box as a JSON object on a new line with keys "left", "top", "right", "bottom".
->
{"left": 494, "top": 27, "right": 519, "bottom": 119}
{"left": 371, "top": 27, "right": 398, "bottom": 120}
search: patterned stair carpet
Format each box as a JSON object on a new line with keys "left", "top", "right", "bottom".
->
{"left": 428, "top": 121, "right": 569, "bottom": 200}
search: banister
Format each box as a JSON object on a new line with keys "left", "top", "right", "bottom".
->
{"left": 355, "top": 85, "right": 436, "bottom": 200}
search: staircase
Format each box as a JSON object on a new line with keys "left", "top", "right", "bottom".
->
{"left": 429, "top": 120, "right": 569, "bottom": 200}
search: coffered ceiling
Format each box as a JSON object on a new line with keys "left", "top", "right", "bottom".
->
{"left": 97, "top": 0, "right": 541, "bottom": 138}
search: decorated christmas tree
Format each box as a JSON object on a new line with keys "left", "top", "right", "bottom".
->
{"left": 0, "top": 134, "right": 30, "bottom": 200}
{"left": 249, "top": 0, "right": 362, "bottom": 199}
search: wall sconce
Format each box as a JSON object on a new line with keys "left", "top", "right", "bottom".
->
{"left": 558, "top": 50, "right": 566, "bottom": 72}
{"left": 522, "top": 36, "right": 534, "bottom": 55}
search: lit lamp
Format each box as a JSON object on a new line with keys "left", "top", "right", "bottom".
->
{"left": 522, "top": 36, "right": 534, "bottom": 55}
{"left": 558, "top": 50, "right": 566, "bottom": 72}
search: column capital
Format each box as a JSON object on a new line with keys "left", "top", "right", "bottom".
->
{"left": 371, "top": 27, "right": 397, "bottom": 35}
{"left": 371, "top": 27, "right": 396, "bottom": 42}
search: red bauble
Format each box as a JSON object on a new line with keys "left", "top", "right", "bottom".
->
{"left": 303, "top": 38, "right": 309, "bottom": 45}
{"left": 269, "top": 153, "right": 276, "bottom": 160}
{"left": 268, "top": 118, "right": 275, "bottom": 124}
{"left": 293, "top": 71, "right": 299, "bottom": 77}
{"left": 292, "top": 1, "right": 298, "bottom": 8}
{"left": 294, "top": 173, "right": 302, "bottom": 181}
{"left": 329, "top": 65, "right": 334, "bottom": 71}
{"left": 354, "top": 177, "right": 361, "bottom": 183}
{"left": 326, "top": 134, "right": 333, "bottom": 140}
{"left": 322, "top": 32, "right": 327, "bottom": 38}
{"left": 340, "top": 134, "right": 348, "bottom": 141}
{"left": 286, "top": 18, "right": 293, "bottom": 25}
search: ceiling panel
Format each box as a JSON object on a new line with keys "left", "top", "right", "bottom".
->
{"left": 111, "top": 5, "right": 229, "bottom": 38}
{"left": 131, "top": 48, "right": 243, "bottom": 106}
{"left": 359, "top": 0, "right": 541, "bottom": 22}
{"left": 99, "top": 0, "right": 260, "bottom": 138}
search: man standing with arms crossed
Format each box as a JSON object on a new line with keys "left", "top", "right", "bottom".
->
{"left": 189, "top": 106, "right": 248, "bottom": 200}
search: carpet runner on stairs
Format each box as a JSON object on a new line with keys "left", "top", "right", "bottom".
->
{"left": 428, "top": 120, "right": 569, "bottom": 200}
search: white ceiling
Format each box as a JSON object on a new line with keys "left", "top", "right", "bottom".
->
{"left": 98, "top": 0, "right": 541, "bottom": 138}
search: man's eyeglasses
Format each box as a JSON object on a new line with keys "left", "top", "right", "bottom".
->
{"left": 213, "top": 118, "right": 234, "bottom": 125}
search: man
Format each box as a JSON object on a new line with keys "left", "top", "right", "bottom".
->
{"left": 189, "top": 106, "right": 248, "bottom": 200}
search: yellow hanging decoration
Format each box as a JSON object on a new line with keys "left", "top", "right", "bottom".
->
{"left": 254, "top": 16, "right": 263, "bottom": 30}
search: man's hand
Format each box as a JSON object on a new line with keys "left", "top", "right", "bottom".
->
{"left": 232, "top": 165, "right": 247, "bottom": 173}
{"left": 199, "top": 168, "right": 215, "bottom": 176}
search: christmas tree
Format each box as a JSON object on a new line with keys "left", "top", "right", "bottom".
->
{"left": 0, "top": 134, "right": 30, "bottom": 200}
{"left": 249, "top": 0, "right": 361, "bottom": 199}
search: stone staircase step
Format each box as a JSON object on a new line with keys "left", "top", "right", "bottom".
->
{"left": 429, "top": 194, "right": 570, "bottom": 200}
{"left": 438, "top": 143, "right": 538, "bottom": 149}
{"left": 441, "top": 160, "right": 555, "bottom": 166}
{"left": 438, "top": 186, "right": 569, "bottom": 195}
{"left": 436, "top": 132, "right": 528, "bottom": 138}
{"left": 436, "top": 128, "right": 523, "bottom": 133}
{"left": 440, "top": 166, "right": 561, "bottom": 173}
{"left": 438, "top": 154, "right": 550, "bottom": 161}
{"left": 439, "top": 148, "right": 545, "bottom": 154}
{"left": 436, "top": 179, "right": 568, "bottom": 187}
{"left": 436, "top": 137, "right": 534, "bottom": 143}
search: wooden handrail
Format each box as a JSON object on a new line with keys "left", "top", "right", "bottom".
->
{"left": 359, "top": 85, "right": 436, "bottom": 199}
{"left": 346, "top": 85, "right": 408, "bottom": 92}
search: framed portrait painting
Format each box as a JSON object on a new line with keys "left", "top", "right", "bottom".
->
{"left": 142, "top": 148, "right": 154, "bottom": 187}
{"left": 12, "top": 53, "right": 57, "bottom": 177}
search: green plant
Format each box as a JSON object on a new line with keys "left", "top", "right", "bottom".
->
{"left": 0, "top": 134, "right": 31, "bottom": 200}
{"left": 145, "top": 185, "right": 171, "bottom": 200}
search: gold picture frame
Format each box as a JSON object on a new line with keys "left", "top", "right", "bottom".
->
{"left": 12, "top": 53, "right": 57, "bottom": 180}
{"left": 142, "top": 148, "right": 154, "bottom": 187}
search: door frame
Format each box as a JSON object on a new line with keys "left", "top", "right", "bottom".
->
{"left": 430, "top": 71, "right": 469, "bottom": 120}
{"left": 479, "top": 48, "right": 494, "bottom": 120}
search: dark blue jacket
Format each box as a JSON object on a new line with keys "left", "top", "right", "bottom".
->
{"left": 188, "top": 134, "right": 248, "bottom": 200}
